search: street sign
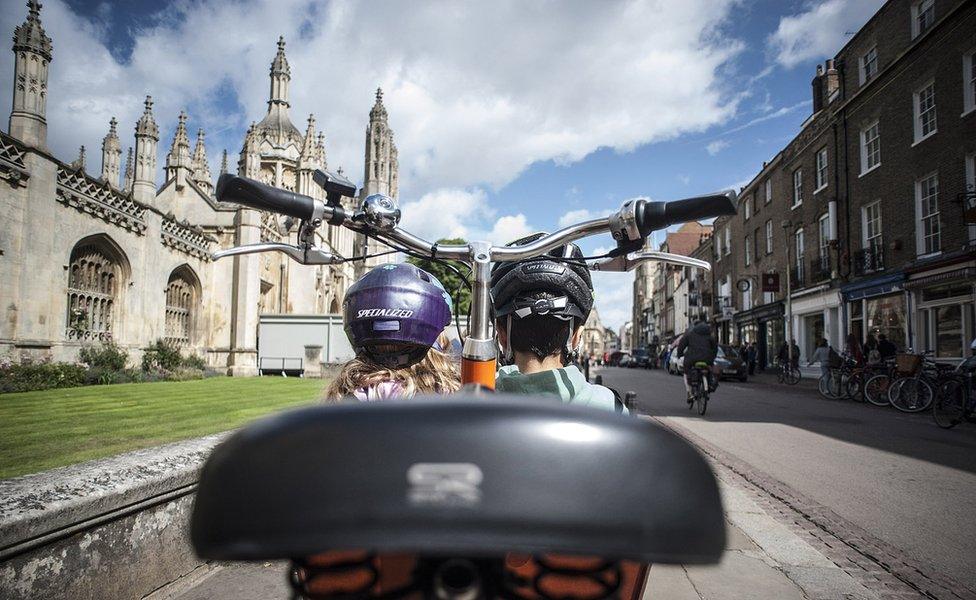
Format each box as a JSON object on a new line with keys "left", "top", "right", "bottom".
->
{"left": 762, "top": 273, "right": 780, "bottom": 293}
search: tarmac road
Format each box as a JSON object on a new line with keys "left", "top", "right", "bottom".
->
{"left": 597, "top": 365, "right": 976, "bottom": 593}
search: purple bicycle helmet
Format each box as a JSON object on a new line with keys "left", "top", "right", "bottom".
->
{"left": 343, "top": 263, "right": 453, "bottom": 368}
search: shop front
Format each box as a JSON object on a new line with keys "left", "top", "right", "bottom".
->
{"left": 789, "top": 286, "right": 842, "bottom": 363}
{"left": 733, "top": 301, "right": 784, "bottom": 370}
{"left": 906, "top": 256, "right": 976, "bottom": 361}
{"left": 841, "top": 272, "right": 908, "bottom": 351}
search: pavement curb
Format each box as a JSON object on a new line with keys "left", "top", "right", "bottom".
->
{"left": 650, "top": 415, "right": 976, "bottom": 600}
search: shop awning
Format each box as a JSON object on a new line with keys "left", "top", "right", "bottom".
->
{"left": 904, "top": 267, "right": 976, "bottom": 289}
{"left": 732, "top": 301, "right": 784, "bottom": 323}
{"left": 841, "top": 272, "right": 905, "bottom": 301}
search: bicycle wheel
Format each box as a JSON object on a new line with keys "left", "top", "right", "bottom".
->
{"left": 829, "top": 371, "right": 844, "bottom": 399}
{"left": 933, "top": 379, "right": 966, "bottom": 429}
{"left": 697, "top": 390, "right": 708, "bottom": 416}
{"left": 846, "top": 374, "right": 865, "bottom": 402}
{"left": 889, "top": 376, "right": 934, "bottom": 413}
{"left": 785, "top": 367, "right": 801, "bottom": 385}
{"left": 818, "top": 374, "right": 834, "bottom": 399}
{"left": 864, "top": 374, "right": 891, "bottom": 407}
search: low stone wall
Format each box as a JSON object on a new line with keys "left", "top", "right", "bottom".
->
{"left": 0, "top": 434, "right": 226, "bottom": 600}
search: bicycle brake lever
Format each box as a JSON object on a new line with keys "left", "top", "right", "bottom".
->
{"left": 212, "top": 242, "right": 344, "bottom": 265}
{"left": 589, "top": 251, "right": 711, "bottom": 272}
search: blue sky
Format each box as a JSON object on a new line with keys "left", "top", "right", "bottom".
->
{"left": 0, "top": 0, "right": 885, "bottom": 329}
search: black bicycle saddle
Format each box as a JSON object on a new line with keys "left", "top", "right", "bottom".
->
{"left": 190, "top": 394, "right": 725, "bottom": 564}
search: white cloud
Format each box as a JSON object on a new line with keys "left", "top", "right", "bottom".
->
{"left": 590, "top": 271, "right": 633, "bottom": 332}
{"left": 0, "top": 0, "right": 744, "bottom": 196}
{"left": 767, "top": 0, "right": 884, "bottom": 69}
{"left": 558, "top": 208, "right": 605, "bottom": 229}
{"left": 705, "top": 139, "right": 730, "bottom": 156}
{"left": 398, "top": 188, "right": 491, "bottom": 242}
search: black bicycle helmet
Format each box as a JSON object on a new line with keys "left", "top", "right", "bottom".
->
{"left": 489, "top": 233, "right": 594, "bottom": 322}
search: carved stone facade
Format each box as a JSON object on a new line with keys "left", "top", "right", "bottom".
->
{"left": 0, "top": 3, "right": 399, "bottom": 374}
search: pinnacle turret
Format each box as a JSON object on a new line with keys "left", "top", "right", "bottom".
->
{"left": 220, "top": 149, "right": 228, "bottom": 175}
{"left": 191, "top": 128, "right": 213, "bottom": 193}
{"left": 165, "top": 111, "right": 193, "bottom": 189}
{"left": 70, "top": 145, "right": 86, "bottom": 172}
{"left": 132, "top": 95, "right": 159, "bottom": 203}
{"left": 135, "top": 96, "right": 159, "bottom": 140}
{"left": 100, "top": 117, "right": 122, "bottom": 186}
{"left": 268, "top": 35, "right": 290, "bottom": 108}
{"left": 369, "top": 87, "right": 387, "bottom": 120}
{"left": 9, "top": 0, "right": 53, "bottom": 147}
{"left": 363, "top": 87, "right": 397, "bottom": 198}
{"left": 122, "top": 147, "right": 134, "bottom": 192}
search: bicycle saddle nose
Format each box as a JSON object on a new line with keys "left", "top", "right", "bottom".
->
{"left": 191, "top": 395, "right": 725, "bottom": 564}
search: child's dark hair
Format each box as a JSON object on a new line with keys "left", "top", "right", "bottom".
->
{"left": 500, "top": 292, "right": 574, "bottom": 360}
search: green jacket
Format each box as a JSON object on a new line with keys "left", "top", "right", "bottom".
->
{"left": 495, "top": 365, "right": 624, "bottom": 413}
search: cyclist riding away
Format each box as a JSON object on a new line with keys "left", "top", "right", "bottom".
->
{"left": 677, "top": 320, "right": 718, "bottom": 404}
{"left": 324, "top": 263, "right": 460, "bottom": 401}
{"left": 490, "top": 235, "right": 620, "bottom": 412}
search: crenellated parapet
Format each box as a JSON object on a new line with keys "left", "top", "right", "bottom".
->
{"left": 55, "top": 164, "right": 147, "bottom": 234}
{"left": 161, "top": 214, "right": 215, "bottom": 261}
{"left": 0, "top": 132, "right": 30, "bottom": 187}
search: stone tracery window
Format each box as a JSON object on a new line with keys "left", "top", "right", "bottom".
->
{"left": 165, "top": 267, "right": 199, "bottom": 346}
{"left": 66, "top": 241, "right": 125, "bottom": 340}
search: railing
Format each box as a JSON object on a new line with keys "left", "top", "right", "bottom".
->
{"left": 852, "top": 245, "right": 885, "bottom": 275}
{"left": 809, "top": 255, "right": 831, "bottom": 283}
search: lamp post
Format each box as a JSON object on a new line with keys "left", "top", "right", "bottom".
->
{"left": 782, "top": 219, "right": 794, "bottom": 365}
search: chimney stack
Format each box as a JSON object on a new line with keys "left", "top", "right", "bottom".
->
{"left": 811, "top": 64, "right": 825, "bottom": 113}
{"left": 824, "top": 59, "right": 840, "bottom": 103}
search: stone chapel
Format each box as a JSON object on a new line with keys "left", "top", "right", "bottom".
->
{"left": 0, "top": 1, "right": 398, "bottom": 374}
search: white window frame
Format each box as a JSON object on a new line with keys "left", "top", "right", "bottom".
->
{"left": 794, "top": 228, "right": 805, "bottom": 280}
{"left": 859, "top": 46, "right": 878, "bottom": 85}
{"left": 964, "top": 49, "right": 976, "bottom": 116}
{"left": 764, "top": 178, "right": 771, "bottom": 204}
{"left": 911, "top": 0, "right": 934, "bottom": 40}
{"left": 744, "top": 234, "right": 751, "bottom": 266}
{"left": 913, "top": 80, "right": 937, "bottom": 144}
{"left": 862, "top": 200, "right": 882, "bottom": 250}
{"left": 815, "top": 147, "right": 828, "bottom": 193}
{"left": 724, "top": 227, "right": 731, "bottom": 256}
{"left": 792, "top": 168, "right": 802, "bottom": 208}
{"left": 966, "top": 154, "right": 975, "bottom": 244}
{"left": 818, "top": 214, "right": 830, "bottom": 260}
{"left": 765, "top": 219, "right": 773, "bottom": 255}
{"left": 860, "top": 120, "right": 881, "bottom": 176}
{"left": 744, "top": 194, "right": 752, "bottom": 221}
{"left": 915, "top": 172, "right": 941, "bottom": 257}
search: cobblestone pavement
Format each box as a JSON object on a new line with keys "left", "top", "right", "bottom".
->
{"left": 598, "top": 366, "right": 976, "bottom": 599}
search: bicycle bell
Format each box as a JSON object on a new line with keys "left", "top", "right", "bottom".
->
{"left": 361, "top": 193, "right": 401, "bottom": 230}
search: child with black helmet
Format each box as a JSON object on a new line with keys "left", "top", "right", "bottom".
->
{"left": 489, "top": 234, "right": 620, "bottom": 411}
{"left": 325, "top": 263, "right": 460, "bottom": 401}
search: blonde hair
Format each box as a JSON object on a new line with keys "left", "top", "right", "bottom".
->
{"left": 325, "top": 335, "right": 461, "bottom": 401}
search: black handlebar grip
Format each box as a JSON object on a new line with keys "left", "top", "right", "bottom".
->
{"left": 663, "top": 190, "right": 738, "bottom": 227}
{"left": 215, "top": 174, "right": 317, "bottom": 221}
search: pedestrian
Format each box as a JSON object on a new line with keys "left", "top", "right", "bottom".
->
{"left": 864, "top": 334, "right": 881, "bottom": 365}
{"left": 877, "top": 334, "right": 897, "bottom": 360}
{"left": 747, "top": 342, "right": 757, "bottom": 376}
{"left": 791, "top": 341, "right": 801, "bottom": 368}
{"left": 808, "top": 338, "right": 832, "bottom": 383}
{"left": 846, "top": 333, "right": 864, "bottom": 365}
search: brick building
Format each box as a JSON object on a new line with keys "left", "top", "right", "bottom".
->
{"left": 641, "top": 0, "right": 976, "bottom": 367}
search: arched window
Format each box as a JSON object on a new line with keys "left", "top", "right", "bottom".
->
{"left": 165, "top": 266, "right": 200, "bottom": 346}
{"left": 66, "top": 235, "right": 129, "bottom": 341}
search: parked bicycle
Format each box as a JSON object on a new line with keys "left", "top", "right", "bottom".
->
{"left": 887, "top": 352, "right": 955, "bottom": 413}
{"left": 777, "top": 359, "right": 801, "bottom": 385}
{"left": 863, "top": 358, "right": 899, "bottom": 407}
{"left": 932, "top": 356, "right": 976, "bottom": 429}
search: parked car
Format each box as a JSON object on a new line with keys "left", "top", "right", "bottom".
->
{"left": 667, "top": 348, "right": 682, "bottom": 375}
{"left": 716, "top": 345, "right": 748, "bottom": 382}
{"left": 630, "top": 348, "right": 651, "bottom": 368}
{"left": 618, "top": 354, "right": 633, "bottom": 368}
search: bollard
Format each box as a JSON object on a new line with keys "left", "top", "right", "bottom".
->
{"left": 594, "top": 375, "right": 603, "bottom": 386}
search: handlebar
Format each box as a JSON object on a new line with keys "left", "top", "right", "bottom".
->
{"left": 216, "top": 174, "right": 330, "bottom": 222}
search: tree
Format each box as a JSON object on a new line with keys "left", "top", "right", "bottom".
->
{"left": 406, "top": 237, "right": 471, "bottom": 315}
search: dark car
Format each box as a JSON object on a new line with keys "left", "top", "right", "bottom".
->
{"left": 716, "top": 345, "right": 748, "bottom": 382}
{"left": 630, "top": 348, "right": 651, "bottom": 368}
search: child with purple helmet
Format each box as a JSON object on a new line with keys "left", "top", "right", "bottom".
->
{"left": 324, "top": 264, "right": 460, "bottom": 401}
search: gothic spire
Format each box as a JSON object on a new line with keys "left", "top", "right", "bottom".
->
{"left": 269, "top": 35, "right": 290, "bottom": 108}
{"left": 167, "top": 111, "right": 191, "bottom": 159}
{"left": 100, "top": 117, "right": 122, "bottom": 186}
{"left": 191, "top": 128, "right": 213, "bottom": 192}
{"left": 70, "top": 145, "right": 86, "bottom": 172}
{"left": 122, "top": 147, "right": 134, "bottom": 192}
{"left": 300, "top": 114, "right": 317, "bottom": 161}
{"left": 135, "top": 96, "right": 159, "bottom": 140}
{"left": 132, "top": 95, "right": 159, "bottom": 203}
{"left": 369, "top": 87, "right": 387, "bottom": 120}
{"left": 220, "top": 149, "right": 228, "bottom": 175}
{"left": 13, "top": 0, "right": 52, "bottom": 60}
{"left": 315, "top": 131, "right": 327, "bottom": 167}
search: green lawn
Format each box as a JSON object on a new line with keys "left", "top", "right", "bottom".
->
{"left": 0, "top": 377, "right": 326, "bottom": 479}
